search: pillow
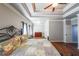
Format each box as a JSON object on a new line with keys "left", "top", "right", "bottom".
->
{"left": 3, "top": 43, "right": 14, "bottom": 55}
{"left": 20, "top": 35, "right": 28, "bottom": 41}
{"left": 1, "top": 35, "right": 27, "bottom": 56}
{"left": 2, "top": 35, "right": 28, "bottom": 56}
{"left": 3, "top": 43, "right": 13, "bottom": 51}
{"left": 11, "top": 36, "right": 22, "bottom": 49}
{"left": 14, "top": 35, "right": 28, "bottom": 43}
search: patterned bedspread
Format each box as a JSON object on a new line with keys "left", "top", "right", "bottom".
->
{"left": 10, "top": 39, "right": 60, "bottom": 56}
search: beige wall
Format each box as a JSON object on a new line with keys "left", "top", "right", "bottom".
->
{"left": 0, "top": 4, "right": 30, "bottom": 29}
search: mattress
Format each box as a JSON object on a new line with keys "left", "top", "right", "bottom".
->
{"left": 10, "top": 39, "right": 60, "bottom": 56}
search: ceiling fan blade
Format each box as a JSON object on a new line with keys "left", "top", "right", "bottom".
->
{"left": 59, "top": 3, "right": 66, "bottom": 4}
{"left": 52, "top": 7, "right": 55, "bottom": 12}
{"left": 44, "top": 4, "right": 52, "bottom": 9}
{"left": 32, "top": 3, "right": 36, "bottom": 11}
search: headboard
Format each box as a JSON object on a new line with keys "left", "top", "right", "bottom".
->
{"left": 0, "top": 25, "right": 21, "bottom": 43}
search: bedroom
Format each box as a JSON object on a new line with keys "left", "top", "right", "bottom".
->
{"left": 0, "top": 3, "right": 79, "bottom": 56}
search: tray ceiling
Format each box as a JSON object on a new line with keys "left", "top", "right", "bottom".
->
{"left": 33, "top": 3, "right": 67, "bottom": 12}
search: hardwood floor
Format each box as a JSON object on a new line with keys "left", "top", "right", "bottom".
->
{"left": 51, "top": 42, "right": 79, "bottom": 56}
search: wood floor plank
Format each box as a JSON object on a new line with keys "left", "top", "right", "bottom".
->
{"left": 51, "top": 42, "right": 79, "bottom": 56}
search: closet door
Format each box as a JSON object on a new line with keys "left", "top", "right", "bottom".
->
{"left": 66, "top": 21, "right": 72, "bottom": 43}
{"left": 49, "top": 21, "right": 63, "bottom": 42}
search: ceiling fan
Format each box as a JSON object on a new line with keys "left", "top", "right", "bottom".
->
{"left": 44, "top": 3, "right": 66, "bottom": 12}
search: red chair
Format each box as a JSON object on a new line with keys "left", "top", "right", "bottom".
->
{"left": 35, "top": 32, "right": 42, "bottom": 38}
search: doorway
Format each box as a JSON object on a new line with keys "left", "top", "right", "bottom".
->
{"left": 72, "top": 25, "right": 78, "bottom": 43}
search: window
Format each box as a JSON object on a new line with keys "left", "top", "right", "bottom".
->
{"left": 22, "top": 21, "right": 28, "bottom": 35}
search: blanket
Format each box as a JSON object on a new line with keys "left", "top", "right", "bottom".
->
{"left": 10, "top": 39, "right": 60, "bottom": 56}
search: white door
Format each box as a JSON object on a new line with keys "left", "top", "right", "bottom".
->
{"left": 66, "top": 22, "right": 72, "bottom": 43}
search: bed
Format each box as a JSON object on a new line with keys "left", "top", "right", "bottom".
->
{"left": 10, "top": 39, "right": 60, "bottom": 56}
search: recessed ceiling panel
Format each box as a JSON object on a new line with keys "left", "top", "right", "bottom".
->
{"left": 35, "top": 3, "right": 67, "bottom": 12}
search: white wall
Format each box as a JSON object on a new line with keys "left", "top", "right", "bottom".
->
{"left": 31, "top": 18, "right": 45, "bottom": 36}
{"left": 30, "top": 17, "right": 50, "bottom": 37}
{"left": 0, "top": 4, "right": 30, "bottom": 30}
{"left": 44, "top": 20, "right": 49, "bottom": 38}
